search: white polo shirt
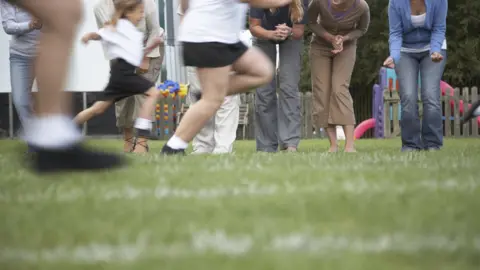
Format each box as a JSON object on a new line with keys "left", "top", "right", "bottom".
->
{"left": 178, "top": 0, "right": 248, "bottom": 44}
{"left": 94, "top": 0, "right": 163, "bottom": 59}
{"left": 97, "top": 19, "right": 144, "bottom": 67}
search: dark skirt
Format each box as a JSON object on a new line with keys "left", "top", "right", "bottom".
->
{"left": 98, "top": 58, "right": 154, "bottom": 102}
{"left": 182, "top": 41, "right": 248, "bottom": 68}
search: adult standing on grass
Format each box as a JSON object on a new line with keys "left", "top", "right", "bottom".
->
{"left": 1, "top": 0, "right": 41, "bottom": 153}
{"left": 307, "top": 0, "right": 370, "bottom": 153}
{"left": 249, "top": 0, "right": 308, "bottom": 153}
{"left": 383, "top": 0, "right": 447, "bottom": 152}
{"left": 94, "top": 0, "right": 164, "bottom": 153}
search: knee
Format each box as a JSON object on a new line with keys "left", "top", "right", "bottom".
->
{"left": 255, "top": 90, "right": 277, "bottom": 107}
{"left": 400, "top": 101, "right": 417, "bottom": 117}
{"left": 92, "top": 105, "right": 107, "bottom": 115}
{"left": 400, "top": 90, "right": 418, "bottom": 107}
{"left": 257, "top": 61, "right": 275, "bottom": 85}
{"left": 62, "top": 0, "right": 83, "bottom": 24}
{"left": 422, "top": 91, "right": 440, "bottom": 106}
{"left": 45, "top": 0, "right": 83, "bottom": 33}
{"left": 400, "top": 100, "right": 418, "bottom": 119}
{"left": 150, "top": 89, "right": 161, "bottom": 100}
{"left": 421, "top": 85, "right": 441, "bottom": 108}
{"left": 331, "top": 85, "right": 352, "bottom": 103}
{"left": 331, "top": 83, "right": 351, "bottom": 95}
{"left": 278, "top": 83, "right": 300, "bottom": 100}
{"left": 92, "top": 108, "right": 104, "bottom": 116}
{"left": 423, "top": 95, "right": 441, "bottom": 111}
{"left": 203, "top": 95, "right": 225, "bottom": 111}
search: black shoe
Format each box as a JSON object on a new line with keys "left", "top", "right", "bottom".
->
{"left": 161, "top": 144, "right": 185, "bottom": 155}
{"left": 27, "top": 144, "right": 36, "bottom": 153}
{"left": 31, "top": 144, "right": 126, "bottom": 173}
{"left": 461, "top": 100, "right": 480, "bottom": 124}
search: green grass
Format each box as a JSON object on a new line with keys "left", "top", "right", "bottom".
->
{"left": 1, "top": 138, "right": 480, "bottom": 270}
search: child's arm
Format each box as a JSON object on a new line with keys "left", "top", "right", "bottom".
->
{"left": 143, "top": 36, "right": 163, "bottom": 56}
{"left": 81, "top": 32, "right": 101, "bottom": 44}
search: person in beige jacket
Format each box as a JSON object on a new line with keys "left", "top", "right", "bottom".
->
{"left": 94, "top": 0, "right": 164, "bottom": 153}
{"left": 308, "top": 0, "right": 369, "bottom": 153}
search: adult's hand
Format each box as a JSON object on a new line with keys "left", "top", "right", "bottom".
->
{"left": 139, "top": 57, "right": 150, "bottom": 72}
{"left": 383, "top": 56, "right": 395, "bottom": 68}
{"left": 275, "top": 23, "right": 291, "bottom": 40}
{"left": 331, "top": 35, "right": 343, "bottom": 54}
{"left": 268, "top": 28, "right": 285, "bottom": 41}
{"left": 158, "top": 34, "right": 165, "bottom": 44}
{"left": 29, "top": 18, "right": 42, "bottom": 29}
{"left": 431, "top": 52, "right": 443, "bottom": 62}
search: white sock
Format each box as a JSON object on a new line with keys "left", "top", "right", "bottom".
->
{"left": 134, "top": 118, "right": 152, "bottom": 130}
{"left": 166, "top": 135, "right": 188, "bottom": 149}
{"left": 22, "top": 115, "right": 82, "bottom": 149}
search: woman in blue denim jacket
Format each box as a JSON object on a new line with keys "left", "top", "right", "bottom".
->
{"left": 383, "top": 0, "right": 447, "bottom": 151}
{"left": 1, "top": 0, "right": 41, "bottom": 151}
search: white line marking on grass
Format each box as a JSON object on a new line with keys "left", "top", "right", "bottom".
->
{"left": 0, "top": 179, "right": 478, "bottom": 203}
{"left": 104, "top": 183, "right": 279, "bottom": 201}
{"left": 268, "top": 233, "right": 472, "bottom": 253}
{"left": 1, "top": 232, "right": 479, "bottom": 263}
{"left": 192, "top": 230, "right": 253, "bottom": 255}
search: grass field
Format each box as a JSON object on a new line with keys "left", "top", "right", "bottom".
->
{"left": 1, "top": 138, "right": 480, "bottom": 270}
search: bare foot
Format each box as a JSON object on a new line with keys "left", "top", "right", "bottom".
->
{"left": 285, "top": 146, "right": 297, "bottom": 152}
{"left": 344, "top": 148, "right": 356, "bottom": 153}
{"left": 328, "top": 147, "right": 338, "bottom": 153}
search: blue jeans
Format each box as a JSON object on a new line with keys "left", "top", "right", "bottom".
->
{"left": 10, "top": 53, "right": 35, "bottom": 152}
{"left": 10, "top": 53, "right": 35, "bottom": 126}
{"left": 395, "top": 50, "right": 447, "bottom": 151}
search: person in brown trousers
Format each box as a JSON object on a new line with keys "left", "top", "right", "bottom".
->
{"left": 307, "top": 0, "right": 369, "bottom": 152}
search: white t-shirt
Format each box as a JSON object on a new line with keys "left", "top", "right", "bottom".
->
{"left": 94, "top": 0, "right": 163, "bottom": 59}
{"left": 178, "top": 0, "right": 248, "bottom": 44}
{"left": 97, "top": 19, "right": 144, "bottom": 66}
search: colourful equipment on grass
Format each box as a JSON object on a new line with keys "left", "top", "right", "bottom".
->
{"left": 354, "top": 118, "right": 376, "bottom": 140}
{"left": 155, "top": 81, "right": 188, "bottom": 136}
{"left": 354, "top": 67, "right": 480, "bottom": 139}
{"left": 157, "top": 80, "right": 188, "bottom": 98}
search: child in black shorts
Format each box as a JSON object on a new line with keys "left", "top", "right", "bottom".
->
{"left": 74, "top": 0, "right": 162, "bottom": 152}
{"left": 161, "top": 0, "right": 291, "bottom": 155}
